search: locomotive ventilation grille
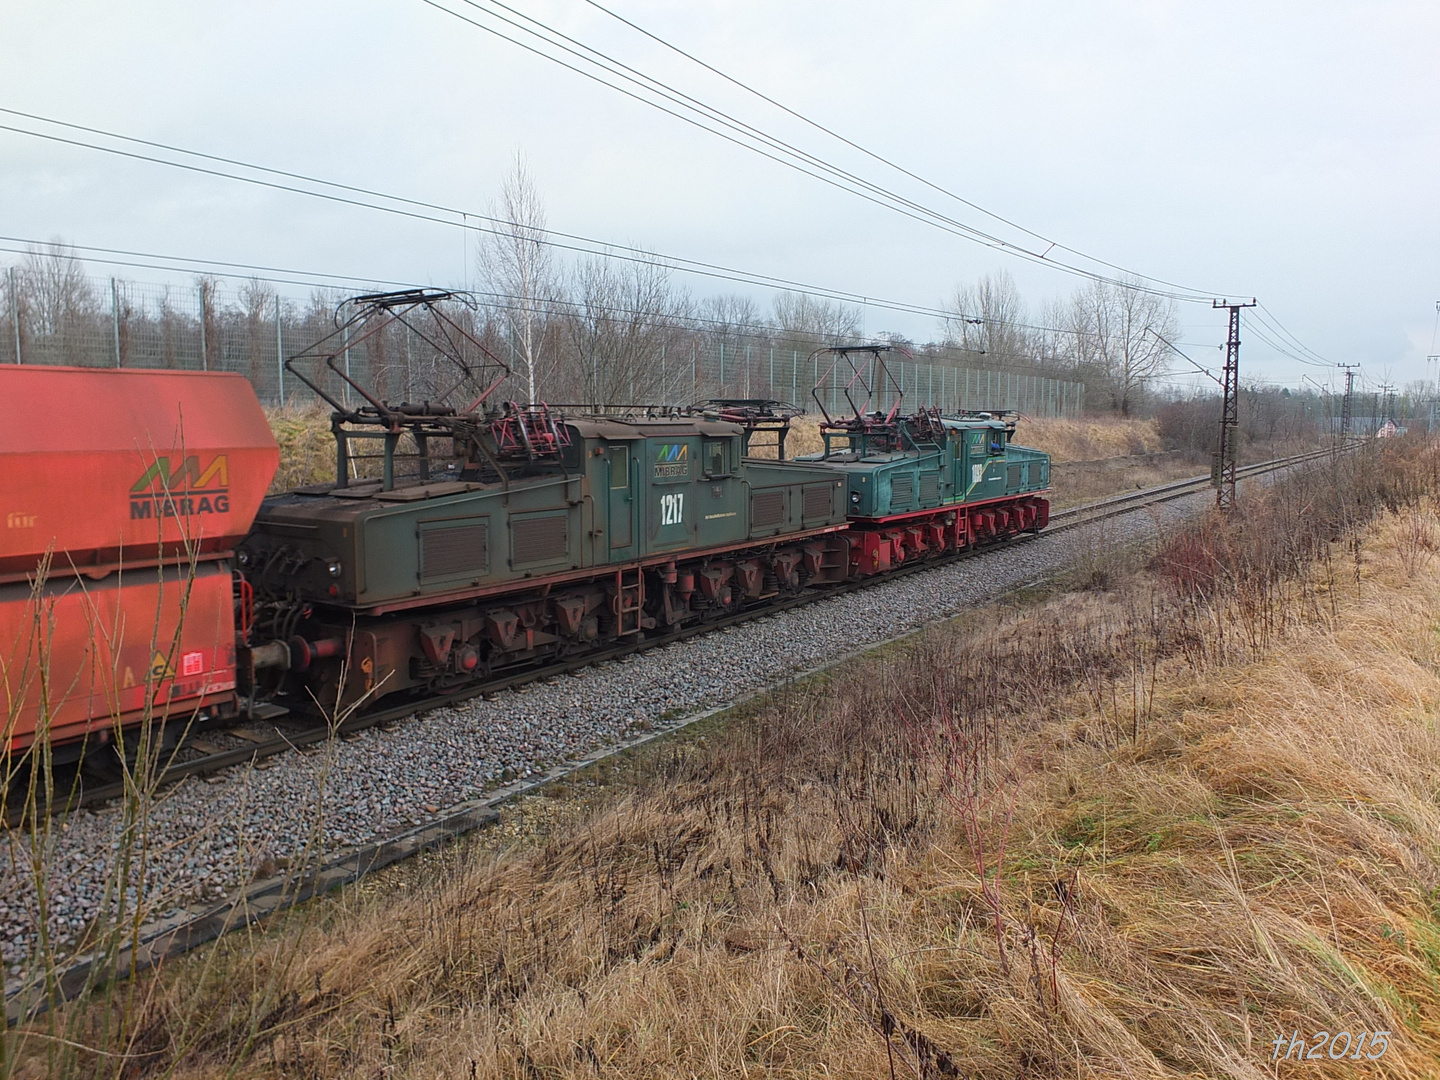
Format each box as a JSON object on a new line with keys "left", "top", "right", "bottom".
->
{"left": 890, "top": 473, "right": 915, "bottom": 510}
{"left": 421, "top": 522, "right": 489, "bottom": 581}
{"left": 1008, "top": 464, "right": 1023, "bottom": 488}
{"left": 802, "top": 483, "right": 833, "bottom": 521}
{"left": 752, "top": 489, "right": 785, "bottom": 528}
{"left": 512, "top": 516, "right": 569, "bottom": 565}
{"left": 919, "top": 473, "right": 940, "bottom": 505}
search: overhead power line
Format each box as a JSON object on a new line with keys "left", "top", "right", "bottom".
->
{"left": 475, "top": 0, "right": 1353, "bottom": 368}
{"left": 0, "top": 113, "right": 949, "bottom": 324}
{"left": 576, "top": 0, "right": 1227, "bottom": 301}
{"left": 0, "top": 107, "right": 1104, "bottom": 338}
{"left": 422, "top": 0, "right": 1220, "bottom": 302}
{"left": 1253, "top": 303, "right": 1333, "bottom": 367}
{"left": 1243, "top": 315, "right": 1335, "bottom": 370}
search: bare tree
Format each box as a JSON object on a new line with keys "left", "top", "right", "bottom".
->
{"left": 240, "top": 278, "right": 275, "bottom": 388}
{"left": 942, "top": 270, "right": 1032, "bottom": 368}
{"left": 1032, "top": 295, "right": 1075, "bottom": 374}
{"left": 477, "top": 155, "right": 557, "bottom": 402}
{"left": 565, "top": 253, "right": 686, "bottom": 407}
{"left": 771, "top": 291, "right": 862, "bottom": 352}
{"left": 20, "top": 241, "right": 99, "bottom": 365}
{"left": 699, "top": 293, "right": 762, "bottom": 349}
{"left": 1067, "top": 277, "right": 1177, "bottom": 416}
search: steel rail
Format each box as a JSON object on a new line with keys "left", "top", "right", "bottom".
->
{"left": 1045, "top": 443, "right": 1350, "bottom": 530}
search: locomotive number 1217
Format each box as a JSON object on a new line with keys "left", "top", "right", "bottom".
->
{"left": 659, "top": 492, "right": 685, "bottom": 526}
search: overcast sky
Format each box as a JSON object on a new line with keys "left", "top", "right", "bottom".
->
{"left": 2, "top": 1, "right": 1436, "bottom": 395}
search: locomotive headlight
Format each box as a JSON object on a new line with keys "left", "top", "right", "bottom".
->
{"left": 327, "top": 560, "right": 343, "bottom": 578}
{"left": 850, "top": 492, "right": 861, "bottom": 505}
{"left": 236, "top": 549, "right": 251, "bottom": 568}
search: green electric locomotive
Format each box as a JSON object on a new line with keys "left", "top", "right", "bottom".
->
{"left": 236, "top": 296, "right": 1050, "bottom": 716}
{"left": 795, "top": 345, "right": 1050, "bottom": 575}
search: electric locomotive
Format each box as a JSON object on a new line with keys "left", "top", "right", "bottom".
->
{"left": 795, "top": 345, "right": 1050, "bottom": 575}
{"left": 239, "top": 402, "right": 854, "bottom": 712}
{"left": 0, "top": 292, "right": 1051, "bottom": 752}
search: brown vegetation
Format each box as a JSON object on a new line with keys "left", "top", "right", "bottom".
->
{"left": 18, "top": 439, "right": 1440, "bottom": 1078}
{"left": 1017, "top": 416, "right": 1161, "bottom": 462}
{"left": 266, "top": 404, "right": 334, "bottom": 492}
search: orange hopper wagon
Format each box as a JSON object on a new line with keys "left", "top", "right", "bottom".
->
{"left": 0, "top": 366, "right": 279, "bottom": 752}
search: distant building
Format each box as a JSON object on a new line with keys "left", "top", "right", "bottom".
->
{"left": 1376, "top": 419, "right": 1399, "bottom": 438}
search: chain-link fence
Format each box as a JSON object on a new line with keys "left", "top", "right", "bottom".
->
{"left": 0, "top": 265, "right": 1086, "bottom": 417}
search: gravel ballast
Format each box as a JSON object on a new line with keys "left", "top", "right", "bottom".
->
{"left": 0, "top": 492, "right": 1208, "bottom": 968}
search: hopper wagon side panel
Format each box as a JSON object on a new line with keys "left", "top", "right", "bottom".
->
{"left": 0, "top": 366, "right": 279, "bottom": 574}
{"left": 0, "top": 562, "right": 237, "bottom": 749}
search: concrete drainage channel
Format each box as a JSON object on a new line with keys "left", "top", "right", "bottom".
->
{"left": 4, "top": 448, "right": 1340, "bottom": 1023}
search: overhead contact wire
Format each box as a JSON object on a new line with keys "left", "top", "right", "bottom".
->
{"left": 424, "top": 0, "right": 1214, "bottom": 301}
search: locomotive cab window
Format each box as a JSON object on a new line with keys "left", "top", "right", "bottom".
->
{"left": 704, "top": 440, "right": 729, "bottom": 477}
{"left": 609, "top": 445, "right": 630, "bottom": 488}
{"left": 988, "top": 432, "right": 1005, "bottom": 456}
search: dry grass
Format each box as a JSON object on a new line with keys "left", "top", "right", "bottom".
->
{"left": 1048, "top": 456, "right": 1199, "bottom": 509}
{"left": 266, "top": 404, "right": 333, "bottom": 492}
{"left": 1018, "top": 417, "right": 1162, "bottom": 462}
{"left": 24, "top": 440, "right": 1440, "bottom": 1079}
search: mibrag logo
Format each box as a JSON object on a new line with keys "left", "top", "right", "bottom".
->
{"left": 654, "top": 443, "right": 689, "bottom": 479}
{"left": 129, "top": 455, "right": 231, "bottom": 520}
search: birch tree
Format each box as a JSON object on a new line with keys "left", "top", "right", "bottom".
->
{"left": 477, "top": 155, "right": 557, "bottom": 402}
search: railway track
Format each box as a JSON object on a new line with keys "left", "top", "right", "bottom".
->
{"left": 4, "top": 440, "right": 1353, "bottom": 1023}
{"left": 1045, "top": 443, "right": 1349, "bottom": 531}
{"left": 33, "top": 443, "right": 1348, "bottom": 823}
{"left": 27, "top": 441, "right": 1343, "bottom": 829}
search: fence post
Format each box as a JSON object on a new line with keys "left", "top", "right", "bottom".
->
{"left": 9, "top": 267, "right": 21, "bottom": 364}
{"left": 403, "top": 322, "right": 412, "bottom": 401}
{"left": 275, "top": 293, "right": 285, "bottom": 404}
{"left": 718, "top": 342, "right": 725, "bottom": 390}
{"left": 198, "top": 284, "right": 208, "bottom": 371}
{"left": 744, "top": 344, "right": 751, "bottom": 398}
{"left": 768, "top": 346, "right": 774, "bottom": 398}
{"left": 342, "top": 322, "right": 352, "bottom": 407}
{"left": 111, "top": 278, "right": 122, "bottom": 367}
{"left": 660, "top": 343, "right": 666, "bottom": 405}
{"left": 691, "top": 340, "right": 697, "bottom": 402}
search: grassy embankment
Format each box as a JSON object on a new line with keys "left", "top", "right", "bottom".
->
{"left": 266, "top": 405, "right": 334, "bottom": 492}
{"left": 20, "top": 437, "right": 1440, "bottom": 1077}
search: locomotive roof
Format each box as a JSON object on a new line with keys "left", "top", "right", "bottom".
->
{"left": 565, "top": 415, "right": 744, "bottom": 440}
